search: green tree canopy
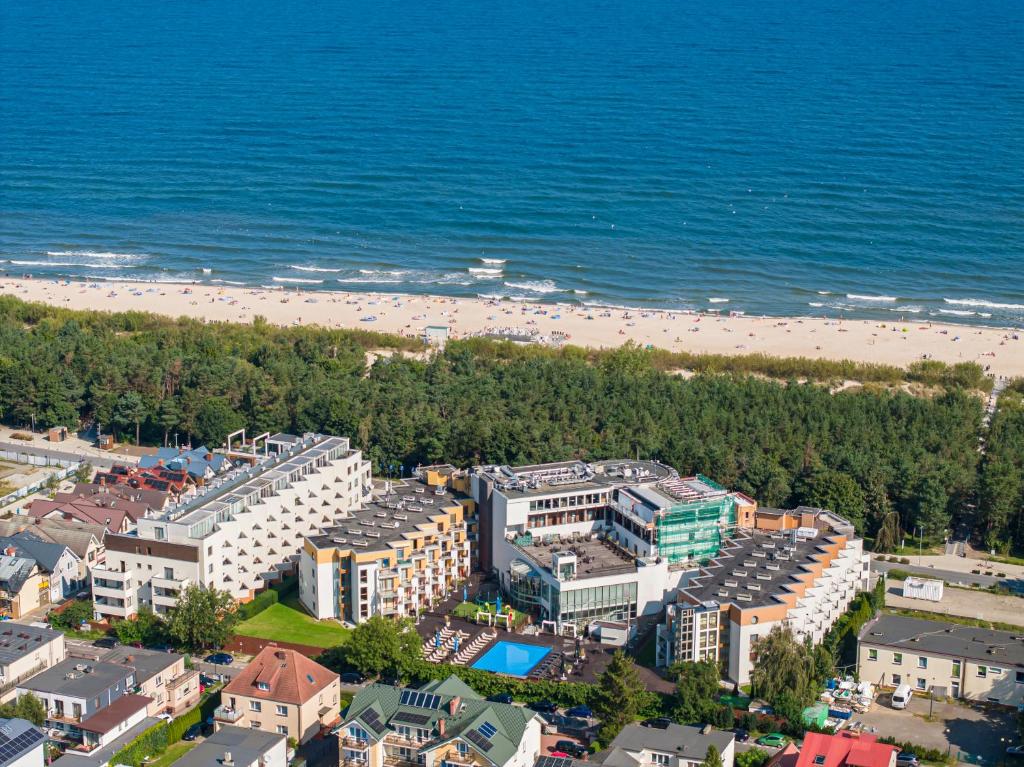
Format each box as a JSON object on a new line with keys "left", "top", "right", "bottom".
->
{"left": 671, "top": 660, "right": 721, "bottom": 724}
{"left": 703, "top": 745, "right": 724, "bottom": 767}
{"left": 593, "top": 651, "right": 647, "bottom": 745}
{"left": 167, "top": 585, "right": 239, "bottom": 651}
{"left": 0, "top": 692, "right": 46, "bottom": 726}
{"left": 344, "top": 616, "right": 423, "bottom": 678}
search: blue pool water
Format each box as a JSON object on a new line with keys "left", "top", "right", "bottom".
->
{"left": 471, "top": 641, "right": 551, "bottom": 677}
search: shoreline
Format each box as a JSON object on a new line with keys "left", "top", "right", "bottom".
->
{"left": 3, "top": 277, "right": 1023, "bottom": 378}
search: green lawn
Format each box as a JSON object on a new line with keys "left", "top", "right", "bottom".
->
{"left": 145, "top": 740, "right": 196, "bottom": 767}
{"left": 236, "top": 602, "right": 350, "bottom": 649}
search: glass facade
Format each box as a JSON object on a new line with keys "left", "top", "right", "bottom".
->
{"left": 553, "top": 581, "right": 637, "bottom": 625}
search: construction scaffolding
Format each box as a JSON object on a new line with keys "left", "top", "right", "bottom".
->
{"left": 655, "top": 494, "right": 736, "bottom": 564}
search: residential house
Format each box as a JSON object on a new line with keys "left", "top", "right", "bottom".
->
{"left": 858, "top": 613, "right": 1024, "bottom": 706}
{"left": 794, "top": 732, "right": 897, "bottom": 767}
{"left": 170, "top": 726, "right": 287, "bottom": 767}
{"left": 0, "top": 717, "right": 45, "bottom": 767}
{"left": 217, "top": 647, "right": 340, "bottom": 744}
{"left": 0, "top": 623, "right": 66, "bottom": 703}
{"left": 592, "top": 724, "right": 736, "bottom": 767}
{"left": 0, "top": 555, "right": 49, "bottom": 619}
{"left": 57, "top": 483, "right": 169, "bottom": 515}
{"left": 340, "top": 675, "right": 542, "bottom": 767}
{"left": 0, "top": 535, "right": 80, "bottom": 603}
{"left": 0, "top": 519, "right": 106, "bottom": 584}
{"left": 137, "top": 447, "right": 231, "bottom": 485}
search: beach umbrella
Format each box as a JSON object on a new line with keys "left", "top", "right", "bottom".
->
{"left": 496, "top": 595, "right": 502, "bottom": 613}
{"left": 463, "top": 585, "right": 468, "bottom": 602}
{"left": 435, "top": 630, "right": 440, "bottom": 648}
{"left": 454, "top": 635, "right": 460, "bottom": 652}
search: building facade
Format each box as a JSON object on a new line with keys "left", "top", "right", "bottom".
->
{"left": 857, "top": 614, "right": 1024, "bottom": 706}
{"left": 658, "top": 507, "right": 869, "bottom": 684}
{"left": 299, "top": 468, "right": 472, "bottom": 623}
{"left": 91, "top": 433, "right": 370, "bottom": 620}
{"left": 0, "top": 625, "right": 66, "bottom": 704}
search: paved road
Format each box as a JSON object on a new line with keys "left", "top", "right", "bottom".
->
{"left": 872, "top": 559, "right": 1023, "bottom": 591}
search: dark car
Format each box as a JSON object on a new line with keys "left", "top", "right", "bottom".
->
{"left": 340, "top": 672, "right": 366, "bottom": 685}
{"left": 487, "top": 693, "right": 514, "bottom": 704}
{"left": 94, "top": 637, "right": 117, "bottom": 649}
{"left": 554, "top": 741, "right": 588, "bottom": 759}
{"left": 204, "top": 652, "right": 234, "bottom": 665}
{"left": 182, "top": 724, "right": 203, "bottom": 741}
{"left": 149, "top": 643, "right": 175, "bottom": 653}
{"left": 565, "top": 705, "right": 592, "bottom": 719}
{"left": 641, "top": 717, "right": 672, "bottom": 729}
{"left": 528, "top": 700, "right": 558, "bottom": 714}
{"left": 200, "top": 673, "right": 221, "bottom": 687}
{"left": 734, "top": 729, "right": 750, "bottom": 743}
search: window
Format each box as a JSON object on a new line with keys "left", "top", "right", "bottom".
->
{"left": 277, "top": 725, "right": 288, "bottom": 735}
{"left": 257, "top": 682, "right": 270, "bottom": 691}
{"left": 978, "top": 666, "right": 987, "bottom": 678}
{"left": 953, "top": 661, "right": 961, "bottom": 677}
{"left": 1016, "top": 671, "right": 1024, "bottom": 684}
{"left": 892, "top": 674, "right": 902, "bottom": 685}
{"left": 916, "top": 678, "right": 927, "bottom": 691}
{"left": 893, "top": 652, "right": 902, "bottom": 665}
{"left": 652, "top": 754, "right": 671, "bottom": 766}
{"left": 276, "top": 705, "right": 287, "bottom": 716}
{"left": 456, "top": 743, "right": 469, "bottom": 757}
{"left": 918, "top": 657, "right": 928, "bottom": 669}
{"left": 814, "top": 757, "right": 826, "bottom": 766}
{"left": 868, "top": 649, "right": 878, "bottom": 661}
{"left": 250, "top": 701, "right": 262, "bottom": 712}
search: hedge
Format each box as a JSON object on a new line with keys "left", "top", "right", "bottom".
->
{"left": 877, "top": 736, "right": 951, "bottom": 764}
{"left": 109, "top": 722, "right": 169, "bottom": 767}
{"left": 237, "top": 588, "right": 279, "bottom": 621}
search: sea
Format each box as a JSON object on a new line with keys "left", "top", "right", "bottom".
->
{"left": 1, "top": 0, "right": 1022, "bottom": 326}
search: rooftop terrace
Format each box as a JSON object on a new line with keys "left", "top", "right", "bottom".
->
{"left": 476, "top": 459, "right": 675, "bottom": 498}
{"left": 514, "top": 534, "right": 637, "bottom": 579}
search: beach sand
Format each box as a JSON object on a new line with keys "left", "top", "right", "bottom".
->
{"left": 3, "top": 278, "right": 1022, "bottom": 379}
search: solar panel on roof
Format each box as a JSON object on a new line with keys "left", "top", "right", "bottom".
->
{"left": 478, "top": 722, "right": 497, "bottom": 739}
{"left": 392, "top": 711, "right": 431, "bottom": 726}
{"left": 536, "top": 758, "right": 574, "bottom": 767}
{"left": 360, "top": 709, "right": 385, "bottom": 734}
{"left": 0, "top": 729, "right": 44, "bottom": 763}
{"left": 465, "top": 730, "right": 493, "bottom": 752}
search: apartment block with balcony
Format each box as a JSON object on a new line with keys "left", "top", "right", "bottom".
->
{"left": 299, "top": 469, "right": 472, "bottom": 623}
{"left": 591, "top": 723, "right": 735, "bottom": 767}
{"left": 92, "top": 433, "right": 370, "bottom": 621}
{"left": 341, "top": 675, "right": 541, "bottom": 767}
{"left": 76, "top": 645, "right": 199, "bottom": 717}
{"left": 217, "top": 647, "right": 340, "bottom": 744}
{"left": 0, "top": 624, "right": 66, "bottom": 704}
{"left": 657, "top": 506, "right": 869, "bottom": 684}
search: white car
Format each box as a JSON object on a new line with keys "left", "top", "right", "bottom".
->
{"left": 157, "top": 713, "right": 174, "bottom": 724}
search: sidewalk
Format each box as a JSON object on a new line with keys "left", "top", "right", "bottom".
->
{"left": 0, "top": 426, "right": 141, "bottom": 467}
{"left": 871, "top": 551, "right": 1024, "bottom": 579}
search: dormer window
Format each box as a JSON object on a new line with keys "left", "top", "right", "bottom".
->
{"left": 257, "top": 681, "right": 270, "bottom": 691}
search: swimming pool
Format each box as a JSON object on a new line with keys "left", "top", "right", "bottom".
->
{"left": 471, "top": 641, "right": 551, "bottom": 677}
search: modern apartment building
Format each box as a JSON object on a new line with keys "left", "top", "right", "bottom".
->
{"left": 857, "top": 614, "right": 1024, "bottom": 706}
{"left": 657, "top": 506, "right": 870, "bottom": 683}
{"left": 470, "top": 460, "right": 755, "bottom": 632}
{"left": 91, "top": 433, "right": 370, "bottom": 621}
{"left": 299, "top": 468, "right": 472, "bottom": 623}
{"left": 341, "top": 675, "right": 541, "bottom": 767}
{"left": 216, "top": 647, "right": 340, "bottom": 744}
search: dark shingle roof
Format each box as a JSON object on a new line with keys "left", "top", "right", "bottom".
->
{"left": 859, "top": 614, "right": 1024, "bottom": 666}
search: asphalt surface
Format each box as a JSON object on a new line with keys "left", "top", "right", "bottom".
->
{"left": 872, "top": 559, "right": 1024, "bottom": 591}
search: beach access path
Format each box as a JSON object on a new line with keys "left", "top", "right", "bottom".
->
{"left": 4, "top": 278, "right": 1023, "bottom": 379}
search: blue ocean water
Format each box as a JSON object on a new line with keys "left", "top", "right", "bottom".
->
{"left": 1, "top": 0, "right": 1022, "bottom": 324}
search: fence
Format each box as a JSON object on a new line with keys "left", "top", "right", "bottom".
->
{"left": 225, "top": 634, "right": 328, "bottom": 659}
{"left": 0, "top": 464, "right": 77, "bottom": 509}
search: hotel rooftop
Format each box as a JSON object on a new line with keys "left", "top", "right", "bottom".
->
{"left": 474, "top": 459, "right": 675, "bottom": 498}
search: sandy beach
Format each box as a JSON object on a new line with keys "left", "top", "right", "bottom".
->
{"left": 3, "top": 278, "right": 1022, "bottom": 379}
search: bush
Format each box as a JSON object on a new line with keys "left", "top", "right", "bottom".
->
{"left": 166, "top": 707, "right": 201, "bottom": 744}
{"left": 109, "top": 722, "right": 169, "bottom": 767}
{"left": 899, "top": 557, "right": 911, "bottom": 565}
{"left": 886, "top": 569, "right": 911, "bottom": 581}
{"left": 877, "top": 737, "right": 950, "bottom": 764}
{"left": 237, "top": 587, "right": 279, "bottom": 621}
{"left": 49, "top": 599, "right": 95, "bottom": 631}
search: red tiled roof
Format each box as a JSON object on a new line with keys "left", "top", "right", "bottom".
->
{"left": 796, "top": 732, "right": 898, "bottom": 767}
{"left": 29, "top": 500, "right": 133, "bottom": 532}
{"left": 224, "top": 647, "right": 338, "bottom": 706}
{"left": 78, "top": 694, "right": 152, "bottom": 734}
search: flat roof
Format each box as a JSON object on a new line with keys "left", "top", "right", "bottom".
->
{"left": 0, "top": 623, "right": 62, "bottom": 665}
{"left": 859, "top": 614, "right": 1024, "bottom": 667}
{"left": 475, "top": 459, "right": 675, "bottom": 499}
{"left": 172, "top": 725, "right": 284, "bottom": 767}
{"left": 20, "top": 659, "right": 131, "bottom": 698}
{"left": 514, "top": 536, "right": 636, "bottom": 580}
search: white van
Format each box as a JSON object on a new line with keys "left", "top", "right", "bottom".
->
{"left": 891, "top": 683, "right": 913, "bottom": 709}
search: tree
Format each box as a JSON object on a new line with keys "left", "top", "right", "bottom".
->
{"left": 0, "top": 693, "right": 46, "bottom": 726}
{"left": 793, "top": 467, "right": 867, "bottom": 533}
{"left": 736, "top": 750, "right": 770, "bottom": 767}
{"left": 167, "top": 585, "right": 238, "bottom": 651}
{"left": 593, "top": 651, "right": 647, "bottom": 744}
{"left": 344, "top": 616, "right": 423, "bottom": 678}
{"left": 115, "top": 609, "right": 168, "bottom": 647}
{"left": 750, "top": 626, "right": 820, "bottom": 712}
{"left": 703, "top": 745, "right": 723, "bottom": 767}
{"left": 113, "top": 391, "right": 148, "bottom": 445}
{"left": 193, "top": 397, "right": 245, "bottom": 447}
{"left": 873, "top": 511, "right": 901, "bottom": 553}
{"left": 158, "top": 398, "right": 182, "bottom": 447}
{"left": 671, "top": 660, "right": 721, "bottom": 724}
{"left": 49, "top": 599, "right": 94, "bottom": 631}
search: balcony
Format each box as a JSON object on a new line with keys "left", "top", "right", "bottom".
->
{"left": 151, "top": 575, "right": 191, "bottom": 606}
{"left": 93, "top": 596, "right": 136, "bottom": 619}
{"left": 214, "top": 705, "right": 244, "bottom": 723}
{"left": 342, "top": 737, "right": 370, "bottom": 749}
{"left": 168, "top": 668, "right": 199, "bottom": 692}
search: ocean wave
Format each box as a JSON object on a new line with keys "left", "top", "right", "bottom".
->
{"left": 210, "top": 279, "right": 247, "bottom": 286}
{"left": 359, "top": 269, "right": 405, "bottom": 276}
{"left": 572, "top": 289, "right": 588, "bottom": 295}
{"left": 46, "top": 250, "right": 142, "bottom": 260}
{"left": 808, "top": 302, "right": 825, "bottom": 308}
{"left": 846, "top": 294, "right": 897, "bottom": 302}
{"left": 468, "top": 267, "right": 503, "bottom": 275}
{"left": 503, "top": 280, "right": 561, "bottom": 294}
{"left": 944, "top": 298, "right": 1024, "bottom": 311}
{"left": 480, "top": 258, "right": 507, "bottom": 265}
{"left": 891, "top": 305, "right": 923, "bottom": 314}
{"left": 707, "top": 297, "right": 730, "bottom": 303}
{"left": 292, "top": 265, "right": 343, "bottom": 273}
{"left": 10, "top": 260, "right": 123, "bottom": 269}
{"left": 937, "top": 309, "right": 992, "bottom": 318}
{"left": 273, "top": 276, "right": 323, "bottom": 285}
{"left": 816, "top": 290, "right": 831, "bottom": 296}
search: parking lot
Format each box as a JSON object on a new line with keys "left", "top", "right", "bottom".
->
{"left": 855, "top": 692, "right": 1016, "bottom": 764}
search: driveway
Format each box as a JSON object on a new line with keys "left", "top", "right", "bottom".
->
{"left": 854, "top": 693, "right": 1015, "bottom": 764}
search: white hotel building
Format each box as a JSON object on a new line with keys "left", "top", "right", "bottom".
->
{"left": 92, "top": 433, "right": 370, "bottom": 620}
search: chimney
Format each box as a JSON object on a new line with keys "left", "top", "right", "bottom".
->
{"left": 99, "top": 477, "right": 106, "bottom": 487}
{"left": 448, "top": 697, "right": 460, "bottom": 715}
{"left": 222, "top": 752, "right": 233, "bottom": 766}
{"left": 275, "top": 651, "right": 286, "bottom": 660}
{"left": 437, "top": 718, "right": 445, "bottom": 738}
{"left": 3, "top": 547, "right": 16, "bottom": 557}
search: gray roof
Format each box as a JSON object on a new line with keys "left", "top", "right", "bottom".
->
{"left": 172, "top": 725, "right": 284, "bottom": 767}
{"left": 0, "top": 623, "right": 63, "bottom": 665}
{"left": 474, "top": 459, "right": 675, "bottom": 499}
{"left": 0, "top": 534, "right": 75, "bottom": 572}
{"left": 0, "top": 555, "right": 36, "bottom": 596}
{"left": 98, "top": 645, "right": 182, "bottom": 685}
{"left": 0, "top": 718, "right": 44, "bottom": 767}
{"left": 50, "top": 717, "right": 161, "bottom": 767}
{"left": 859, "top": 614, "right": 1024, "bottom": 667}
{"left": 0, "top": 519, "right": 104, "bottom": 558}
{"left": 599, "top": 723, "right": 734, "bottom": 763}
{"left": 19, "top": 659, "right": 132, "bottom": 698}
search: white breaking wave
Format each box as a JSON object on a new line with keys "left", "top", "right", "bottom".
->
{"left": 10, "top": 260, "right": 122, "bottom": 269}
{"left": 816, "top": 290, "right": 831, "bottom": 295}
{"left": 210, "top": 279, "right": 247, "bottom": 285}
{"left": 201, "top": 268, "right": 212, "bottom": 274}
{"left": 572, "top": 289, "right": 588, "bottom": 295}
{"left": 892, "top": 305, "right": 923, "bottom": 314}
{"left": 292, "top": 265, "right": 343, "bottom": 273}
{"left": 468, "top": 267, "right": 503, "bottom": 275}
{"left": 808, "top": 302, "right": 825, "bottom": 308}
{"left": 46, "top": 250, "right": 142, "bottom": 260}
{"left": 273, "top": 276, "right": 323, "bottom": 285}
{"left": 503, "top": 280, "right": 561, "bottom": 294}
{"left": 707, "top": 297, "right": 730, "bottom": 303}
{"left": 944, "top": 298, "right": 1024, "bottom": 311}
{"left": 846, "top": 294, "right": 897, "bottom": 302}
{"left": 480, "top": 258, "right": 507, "bottom": 265}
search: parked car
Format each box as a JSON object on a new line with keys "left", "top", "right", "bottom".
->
{"left": 896, "top": 753, "right": 920, "bottom": 767}
{"left": 528, "top": 700, "right": 558, "bottom": 714}
{"left": 1006, "top": 746, "right": 1024, "bottom": 757}
{"left": 487, "top": 693, "right": 514, "bottom": 704}
{"left": 565, "top": 705, "right": 593, "bottom": 719}
{"left": 733, "top": 728, "right": 750, "bottom": 743}
{"left": 756, "top": 733, "right": 790, "bottom": 748}
{"left": 182, "top": 724, "right": 203, "bottom": 741}
{"left": 200, "top": 673, "right": 221, "bottom": 686}
{"left": 94, "top": 637, "right": 117, "bottom": 649}
{"left": 149, "top": 643, "right": 175, "bottom": 652}
{"left": 156, "top": 713, "right": 174, "bottom": 724}
{"left": 340, "top": 671, "right": 365, "bottom": 685}
{"left": 550, "top": 753, "right": 570, "bottom": 759}
{"left": 641, "top": 717, "right": 672, "bottom": 729}
{"left": 204, "top": 652, "right": 234, "bottom": 666}
{"left": 554, "top": 741, "right": 587, "bottom": 759}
